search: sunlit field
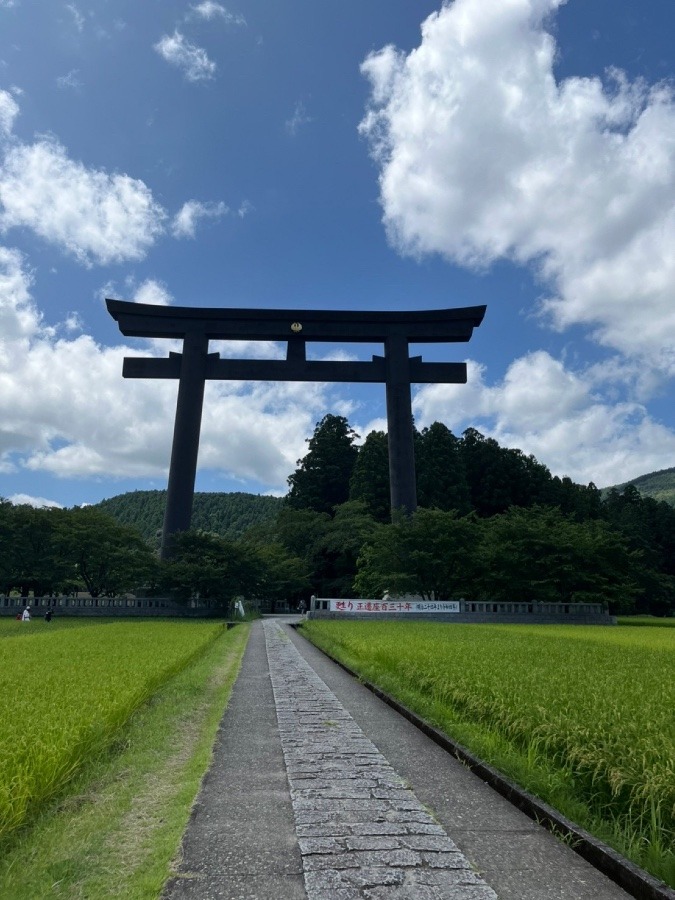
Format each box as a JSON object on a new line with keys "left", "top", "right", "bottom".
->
{"left": 0, "top": 617, "right": 225, "bottom": 840}
{"left": 300, "top": 619, "right": 675, "bottom": 887}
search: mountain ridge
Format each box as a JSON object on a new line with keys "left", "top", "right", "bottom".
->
{"left": 94, "top": 489, "right": 283, "bottom": 542}
{"left": 603, "top": 466, "right": 675, "bottom": 507}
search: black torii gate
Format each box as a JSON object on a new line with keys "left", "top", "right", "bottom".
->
{"left": 106, "top": 299, "right": 485, "bottom": 558}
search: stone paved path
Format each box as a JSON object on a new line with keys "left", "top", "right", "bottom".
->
{"left": 264, "top": 619, "right": 498, "bottom": 899}
{"left": 164, "top": 619, "right": 635, "bottom": 900}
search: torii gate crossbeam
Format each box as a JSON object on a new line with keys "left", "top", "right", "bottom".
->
{"left": 107, "top": 299, "right": 486, "bottom": 558}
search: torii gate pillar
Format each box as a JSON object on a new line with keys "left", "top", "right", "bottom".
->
{"left": 163, "top": 332, "right": 209, "bottom": 542}
{"left": 385, "top": 334, "right": 417, "bottom": 515}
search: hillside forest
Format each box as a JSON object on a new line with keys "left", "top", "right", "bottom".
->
{"left": 1, "top": 415, "right": 674, "bottom": 615}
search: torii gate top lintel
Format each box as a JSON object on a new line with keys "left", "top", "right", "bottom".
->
{"left": 106, "top": 299, "right": 486, "bottom": 343}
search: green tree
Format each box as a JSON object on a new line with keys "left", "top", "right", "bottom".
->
{"left": 478, "top": 506, "right": 642, "bottom": 611}
{"left": 161, "top": 530, "right": 260, "bottom": 608}
{"left": 319, "top": 501, "right": 380, "bottom": 597}
{"left": 459, "top": 428, "right": 551, "bottom": 516}
{"left": 355, "top": 508, "right": 480, "bottom": 601}
{"left": 8, "top": 505, "right": 67, "bottom": 596}
{"left": 349, "top": 430, "right": 390, "bottom": 522}
{"left": 601, "top": 486, "right": 675, "bottom": 614}
{"left": 266, "top": 507, "right": 331, "bottom": 564}
{"left": 55, "top": 507, "right": 157, "bottom": 597}
{"left": 544, "top": 476, "right": 603, "bottom": 520}
{"left": 255, "top": 543, "right": 311, "bottom": 612}
{"left": 0, "top": 499, "right": 15, "bottom": 593}
{"left": 415, "top": 422, "right": 471, "bottom": 513}
{"left": 459, "top": 428, "right": 516, "bottom": 516}
{"left": 259, "top": 506, "right": 337, "bottom": 597}
{"left": 286, "top": 414, "right": 359, "bottom": 515}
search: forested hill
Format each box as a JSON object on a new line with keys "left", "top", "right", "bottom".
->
{"left": 94, "top": 490, "right": 283, "bottom": 542}
{"left": 604, "top": 467, "right": 675, "bottom": 507}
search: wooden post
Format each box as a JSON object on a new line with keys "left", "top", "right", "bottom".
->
{"left": 385, "top": 335, "right": 417, "bottom": 517}
{"left": 160, "top": 331, "right": 209, "bottom": 559}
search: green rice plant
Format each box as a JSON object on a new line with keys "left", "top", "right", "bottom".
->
{"left": 301, "top": 620, "right": 675, "bottom": 886}
{"left": 617, "top": 616, "right": 675, "bottom": 627}
{"left": 0, "top": 619, "right": 223, "bottom": 840}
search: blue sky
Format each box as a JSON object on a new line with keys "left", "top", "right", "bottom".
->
{"left": 1, "top": 0, "right": 674, "bottom": 509}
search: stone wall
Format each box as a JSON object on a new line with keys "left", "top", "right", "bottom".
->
{"left": 0, "top": 595, "right": 220, "bottom": 618}
{"left": 308, "top": 597, "right": 616, "bottom": 625}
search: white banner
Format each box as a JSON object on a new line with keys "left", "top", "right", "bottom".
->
{"left": 328, "top": 599, "right": 460, "bottom": 614}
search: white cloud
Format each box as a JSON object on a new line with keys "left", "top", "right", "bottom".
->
{"left": 56, "top": 69, "right": 82, "bottom": 91}
{"left": 154, "top": 31, "right": 216, "bottom": 82}
{"left": 0, "top": 245, "right": 41, "bottom": 341}
{"left": 172, "top": 199, "right": 228, "bottom": 238}
{"left": 65, "top": 3, "right": 84, "bottom": 32}
{"left": 0, "top": 245, "right": 330, "bottom": 489}
{"left": 413, "top": 352, "right": 675, "bottom": 487}
{"left": 190, "top": 2, "right": 246, "bottom": 25}
{"left": 209, "top": 338, "right": 283, "bottom": 360}
{"left": 285, "top": 101, "right": 312, "bottom": 136}
{"left": 10, "top": 493, "right": 63, "bottom": 508}
{"left": 359, "top": 0, "right": 675, "bottom": 373}
{"left": 131, "top": 279, "right": 174, "bottom": 306}
{"left": 0, "top": 136, "right": 166, "bottom": 265}
{"left": 62, "top": 311, "right": 84, "bottom": 333}
{"left": 0, "top": 88, "right": 19, "bottom": 137}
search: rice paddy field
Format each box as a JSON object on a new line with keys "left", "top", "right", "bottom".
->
{"left": 300, "top": 619, "right": 675, "bottom": 887}
{"left": 0, "top": 616, "right": 225, "bottom": 842}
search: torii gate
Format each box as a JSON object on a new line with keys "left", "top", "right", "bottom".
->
{"left": 106, "top": 300, "right": 485, "bottom": 558}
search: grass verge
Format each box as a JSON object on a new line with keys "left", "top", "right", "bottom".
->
{"left": 0, "top": 621, "right": 250, "bottom": 899}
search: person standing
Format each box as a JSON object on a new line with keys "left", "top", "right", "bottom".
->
{"left": 21, "top": 606, "right": 31, "bottom": 622}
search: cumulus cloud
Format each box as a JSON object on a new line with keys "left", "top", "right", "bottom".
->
{"left": 154, "top": 31, "right": 216, "bottom": 82}
{"left": 360, "top": 0, "right": 675, "bottom": 372}
{"left": 10, "top": 494, "right": 63, "bottom": 508}
{"left": 413, "top": 352, "right": 675, "bottom": 487}
{"left": 172, "top": 199, "right": 228, "bottom": 238}
{"left": 0, "top": 245, "right": 329, "bottom": 490}
{"left": 0, "top": 88, "right": 19, "bottom": 137}
{"left": 0, "top": 136, "right": 166, "bottom": 265}
{"left": 64, "top": 316, "right": 83, "bottom": 337}
{"left": 131, "top": 278, "right": 174, "bottom": 306}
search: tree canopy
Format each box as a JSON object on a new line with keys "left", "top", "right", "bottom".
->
{"left": 286, "top": 414, "right": 359, "bottom": 515}
{"left": 349, "top": 430, "right": 390, "bottom": 522}
{"left": 0, "top": 503, "right": 157, "bottom": 597}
